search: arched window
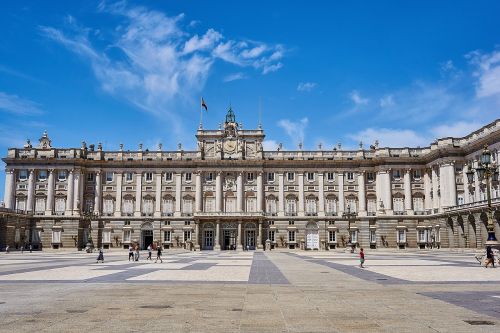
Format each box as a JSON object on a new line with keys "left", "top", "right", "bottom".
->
{"left": 305, "top": 195, "right": 317, "bottom": 215}
{"left": 285, "top": 195, "right": 297, "bottom": 216}
{"left": 162, "top": 195, "right": 174, "bottom": 216}
{"left": 142, "top": 195, "right": 154, "bottom": 215}
{"left": 246, "top": 193, "right": 256, "bottom": 212}
{"left": 325, "top": 195, "right": 337, "bottom": 216}
{"left": 122, "top": 195, "right": 134, "bottom": 215}
{"left": 266, "top": 195, "right": 277, "bottom": 215}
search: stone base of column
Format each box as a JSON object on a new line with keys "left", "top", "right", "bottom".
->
{"left": 45, "top": 210, "right": 53, "bottom": 216}
{"left": 134, "top": 211, "right": 141, "bottom": 217}
{"left": 257, "top": 244, "right": 263, "bottom": 249}
{"left": 154, "top": 212, "right": 161, "bottom": 218}
{"left": 357, "top": 211, "right": 367, "bottom": 217}
{"left": 236, "top": 244, "right": 243, "bottom": 251}
{"left": 405, "top": 209, "right": 414, "bottom": 216}
{"left": 65, "top": 210, "right": 73, "bottom": 216}
{"left": 214, "top": 244, "right": 221, "bottom": 251}
{"left": 277, "top": 212, "right": 284, "bottom": 217}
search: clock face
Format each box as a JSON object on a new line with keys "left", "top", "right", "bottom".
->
{"left": 223, "top": 140, "right": 237, "bottom": 153}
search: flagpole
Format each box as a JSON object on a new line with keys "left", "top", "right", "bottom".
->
{"left": 199, "top": 96, "right": 203, "bottom": 129}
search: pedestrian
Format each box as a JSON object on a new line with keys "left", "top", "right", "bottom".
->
{"left": 128, "top": 246, "right": 134, "bottom": 261}
{"left": 146, "top": 244, "right": 152, "bottom": 261}
{"left": 5, "top": 245, "right": 9, "bottom": 253}
{"left": 135, "top": 245, "right": 140, "bottom": 261}
{"left": 96, "top": 248, "right": 104, "bottom": 263}
{"left": 155, "top": 246, "right": 163, "bottom": 263}
{"left": 29, "top": 243, "right": 32, "bottom": 253}
{"left": 21, "top": 243, "right": 24, "bottom": 254}
{"left": 485, "top": 246, "right": 495, "bottom": 268}
{"left": 359, "top": 248, "right": 365, "bottom": 268}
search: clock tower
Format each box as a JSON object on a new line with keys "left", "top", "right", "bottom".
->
{"left": 196, "top": 106, "right": 264, "bottom": 160}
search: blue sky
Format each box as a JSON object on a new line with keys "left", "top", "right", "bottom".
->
{"left": 1, "top": 1, "right": 500, "bottom": 200}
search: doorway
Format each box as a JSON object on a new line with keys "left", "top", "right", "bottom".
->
{"left": 204, "top": 230, "right": 214, "bottom": 250}
{"left": 306, "top": 221, "right": 319, "bottom": 250}
{"left": 223, "top": 230, "right": 236, "bottom": 250}
{"left": 245, "top": 230, "right": 256, "bottom": 250}
{"left": 141, "top": 230, "right": 153, "bottom": 250}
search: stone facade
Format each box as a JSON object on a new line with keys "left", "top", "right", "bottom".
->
{"left": 2, "top": 109, "right": 500, "bottom": 251}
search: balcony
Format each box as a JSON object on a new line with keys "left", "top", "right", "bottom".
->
{"left": 325, "top": 211, "right": 337, "bottom": 216}
{"left": 414, "top": 210, "right": 427, "bottom": 216}
{"left": 305, "top": 212, "right": 318, "bottom": 216}
{"left": 195, "top": 211, "right": 264, "bottom": 217}
{"left": 393, "top": 211, "right": 406, "bottom": 215}
{"left": 443, "top": 197, "right": 500, "bottom": 213}
{"left": 285, "top": 212, "right": 297, "bottom": 216}
{"left": 162, "top": 212, "right": 174, "bottom": 216}
{"left": 265, "top": 212, "right": 277, "bottom": 216}
{"left": 182, "top": 212, "right": 193, "bottom": 217}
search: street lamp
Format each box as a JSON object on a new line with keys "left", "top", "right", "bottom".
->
{"left": 466, "top": 145, "right": 499, "bottom": 247}
{"left": 82, "top": 207, "right": 99, "bottom": 251}
{"left": 342, "top": 204, "right": 357, "bottom": 253}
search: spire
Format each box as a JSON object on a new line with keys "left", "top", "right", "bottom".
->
{"left": 225, "top": 105, "right": 236, "bottom": 123}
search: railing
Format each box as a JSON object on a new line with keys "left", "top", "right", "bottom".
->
{"left": 443, "top": 197, "right": 500, "bottom": 212}
{"left": 0, "top": 207, "right": 34, "bottom": 215}
{"left": 285, "top": 212, "right": 297, "bottom": 216}
{"left": 195, "top": 212, "right": 264, "bottom": 217}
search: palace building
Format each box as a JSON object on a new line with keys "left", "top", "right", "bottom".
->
{"left": 1, "top": 109, "right": 500, "bottom": 251}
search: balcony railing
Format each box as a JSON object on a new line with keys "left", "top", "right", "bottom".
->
{"left": 443, "top": 197, "right": 500, "bottom": 212}
{"left": 285, "top": 212, "right": 297, "bottom": 216}
{"left": 195, "top": 211, "right": 264, "bottom": 217}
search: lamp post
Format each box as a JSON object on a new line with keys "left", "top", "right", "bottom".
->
{"left": 82, "top": 208, "right": 99, "bottom": 252}
{"left": 466, "top": 145, "right": 499, "bottom": 248}
{"left": 343, "top": 205, "right": 357, "bottom": 253}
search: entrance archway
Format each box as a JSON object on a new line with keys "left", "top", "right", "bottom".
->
{"left": 141, "top": 222, "right": 154, "bottom": 250}
{"left": 244, "top": 223, "right": 256, "bottom": 250}
{"left": 221, "top": 222, "right": 237, "bottom": 250}
{"left": 306, "top": 221, "right": 319, "bottom": 250}
{"left": 203, "top": 222, "right": 215, "bottom": 250}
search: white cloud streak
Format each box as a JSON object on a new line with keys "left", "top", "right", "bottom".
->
{"left": 0, "top": 92, "right": 43, "bottom": 115}
{"left": 223, "top": 72, "right": 246, "bottom": 82}
{"left": 297, "top": 82, "right": 317, "bottom": 92}
{"left": 349, "top": 90, "right": 369, "bottom": 105}
{"left": 277, "top": 117, "right": 308, "bottom": 147}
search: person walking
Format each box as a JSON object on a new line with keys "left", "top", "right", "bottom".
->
{"left": 135, "top": 245, "right": 140, "bottom": 262}
{"left": 485, "top": 246, "right": 495, "bottom": 268}
{"left": 155, "top": 246, "right": 163, "bottom": 263}
{"left": 29, "top": 243, "right": 32, "bottom": 253}
{"left": 146, "top": 244, "right": 152, "bottom": 261}
{"left": 128, "top": 246, "right": 134, "bottom": 261}
{"left": 359, "top": 248, "right": 365, "bottom": 268}
{"left": 21, "top": 243, "right": 24, "bottom": 254}
{"left": 96, "top": 248, "right": 104, "bottom": 263}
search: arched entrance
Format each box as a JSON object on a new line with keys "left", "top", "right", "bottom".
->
{"left": 244, "top": 223, "right": 256, "bottom": 250}
{"left": 203, "top": 222, "right": 215, "bottom": 250}
{"left": 221, "top": 222, "right": 237, "bottom": 250}
{"left": 306, "top": 221, "right": 319, "bottom": 250}
{"left": 141, "top": 222, "right": 154, "bottom": 250}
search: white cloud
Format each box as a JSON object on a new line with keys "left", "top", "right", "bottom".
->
{"left": 348, "top": 128, "right": 429, "bottom": 148}
{"left": 467, "top": 50, "right": 500, "bottom": 98}
{"left": 39, "top": 2, "right": 285, "bottom": 130}
{"left": 349, "top": 90, "right": 369, "bottom": 105}
{"left": 262, "top": 139, "right": 280, "bottom": 151}
{"left": 379, "top": 94, "right": 394, "bottom": 108}
{"left": 223, "top": 72, "right": 246, "bottom": 82}
{"left": 0, "top": 92, "right": 42, "bottom": 115}
{"left": 297, "top": 82, "right": 317, "bottom": 92}
{"left": 430, "top": 121, "right": 483, "bottom": 138}
{"left": 277, "top": 117, "right": 308, "bottom": 147}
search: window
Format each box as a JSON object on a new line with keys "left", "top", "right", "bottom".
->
{"left": 393, "top": 197, "right": 404, "bottom": 213}
{"left": 246, "top": 197, "right": 256, "bottom": 212}
{"left": 162, "top": 197, "right": 174, "bottom": 215}
{"left": 285, "top": 198, "right": 297, "bottom": 215}
{"left": 184, "top": 230, "right": 192, "bottom": 242}
{"left": 266, "top": 197, "right": 277, "bottom": 215}
{"left": 247, "top": 172, "right": 255, "bottom": 181}
{"left": 16, "top": 196, "right": 26, "bottom": 211}
{"left": 418, "top": 229, "right": 427, "bottom": 243}
{"left": 164, "top": 221, "right": 170, "bottom": 226}
{"left": 123, "top": 229, "right": 131, "bottom": 243}
{"left": 38, "top": 170, "right": 47, "bottom": 181}
{"left": 55, "top": 198, "right": 66, "bottom": 214}
{"left": 329, "top": 231, "right": 336, "bottom": 243}
{"left": 182, "top": 197, "right": 193, "bottom": 214}
{"left": 145, "top": 172, "right": 153, "bottom": 182}
{"left": 58, "top": 170, "right": 67, "bottom": 181}
{"left": 287, "top": 172, "right": 295, "bottom": 181}
{"left": 204, "top": 197, "right": 215, "bottom": 212}
{"left": 346, "top": 172, "right": 354, "bottom": 181}
{"left": 398, "top": 229, "right": 406, "bottom": 243}
{"left": 143, "top": 197, "right": 154, "bottom": 215}
{"left": 124, "top": 221, "right": 131, "bottom": 226}
{"left": 350, "top": 230, "right": 358, "bottom": 243}
{"left": 35, "top": 197, "right": 46, "bottom": 213}
{"left": 122, "top": 198, "right": 134, "bottom": 215}
{"left": 325, "top": 197, "right": 337, "bottom": 215}
{"left": 52, "top": 230, "right": 61, "bottom": 243}
{"left": 413, "top": 197, "right": 424, "bottom": 212}
{"left": 102, "top": 230, "right": 111, "bottom": 243}
{"left": 105, "top": 172, "right": 114, "bottom": 183}
{"left": 165, "top": 172, "right": 173, "bottom": 182}
{"left": 103, "top": 199, "right": 114, "bottom": 214}
{"left": 366, "top": 172, "right": 375, "bottom": 182}
{"left": 125, "top": 172, "right": 133, "bottom": 182}
{"left": 268, "top": 220, "right": 275, "bottom": 225}
{"left": 225, "top": 197, "right": 236, "bottom": 212}
{"left": 393, "top": 170, "right": 401, "bottom": 180}
{"left": 457, "top": 196, "right": 464, "bottom": 205}
{"left": 306, "top": 197, "right": 317, "bottom": 214}
{"left": 185, "top": 173, "right": 192, "bottom": 181}
{"left": 367, "top": 199, "right": 377, "bottom": 214}
{"left": 370, "top": 230, "right": 376, "bottom": 243}
{"left": 307, "top": 172, "right": 314, "bottom": 181}
{"left": 288, "top": 220, "right": 295, "bottom": 225}
{"left": 206, "top": 172, "right": 213, "bottom": 182}
{"left": 346, "top": 198, "right": 357, "bottom": 213}
{"left": 184, "top": 221, "right": 191, "bottom": 226}
{"left": 327, "top": 172, "right": 335, "bottom": 181}
{"left": 164, "top": 230, "right": 171, "bottom": 242}
{"left": 288, "top": 230, "right": 296, "bottom": 242}
{"left": 268, "top": 230, "right": 275, "bottom": 242}
{"left": 18, "top": 170, "right": 28, "bottom": 181}
{"left": 413, "top": 169, "right": 422, "bottom": 180}
{"left": 267, "top": 172, "right": 275, "bottom": 182}
{"left": 87, "top": 173, "right": 95, "bottom": 182}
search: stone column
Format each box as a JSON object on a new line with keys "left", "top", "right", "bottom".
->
{"left": 447, "top": 162, "right": 457, "bottom": 207}
{"left": 298, "top": 172, "right": 304, "bottom": 215}
{"left": 257, "top": 172, "right": 263, "bottom": 213}
{"left": 318, "top": 172, "right": 325, "bottom": 216}
{"left": 278, "top": 172, "right": 285, "bottom": 216}
{"left": 474, "top": 160, "right": 480, "bottom": 202}
{"left": 258, "top": 221, "right": 263, "bottom": 249}
{"left": 27, "top": 169, "right": 35, "bottom": 213}
{"left": 46, "top": 169, "right": 54, "bottom": 214}
{"left": 338, "top": 172, "right": 345, "bottom": 215}
{"left": 66, "top": 169, "right": 74, "bottom": 215}
{"left": 3, "top": 169, "right": 15, "bottom": 209}
{"left": 214, "top": 221, "right": 221, "bottom": 250}
{"left": 94, "top": 170, "right": 102, "bottom": 214}
{"left": 463, "top": 163, "right": 470, "bottom": 204}
{"left": 175, "top": 172, "right": 181, "bottom": 216}
{"left": 424, "top": 169, "right": 432, "bottom": 210}
{"left": 155, "top": 172, "right": 162, "bottom": 217}
{"left": 73, "top": 170, "right": 81, "bottom": 214}
{"left": 195, "top": 171, "right": 202, "bottom": 213}
{"left": 215, "top": 172, "right": 222, "bottom": 212}
{"left": 115, "top": 172, "right": 122, "bottom": 216}
{"left": 135, "top": 172, "right": 142, "bottom": 216}
{"left": 432, "top": 166, "right": 439, "bottom": 210}
{"left": 194, "top": 222, "right": 200, "bottom": 250}
{"left": 404, "top": 169, "right": 413, "bottom": 215}
{"left": 236, "top": 172, "right": 243, "bottom": 212}
{"left": 383, "top": 171, "right": 392, "bottom": 213}
{"left": 237, "top": 221, "right": 242, "bottom": 250}
{"left": 358, "top": 171, "right": 366, "bottom": 216}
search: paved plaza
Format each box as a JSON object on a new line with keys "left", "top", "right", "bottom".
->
{"left": 0, "top": 249, "right": 499, "bottom": 332}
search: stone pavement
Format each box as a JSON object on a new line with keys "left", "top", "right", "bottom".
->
{"left": 0, "top": 249, "right": 499, "bottom": 332}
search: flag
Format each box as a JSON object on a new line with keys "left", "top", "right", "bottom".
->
{"left": 201, "top": 97, "right": 208, "bottom": 111}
